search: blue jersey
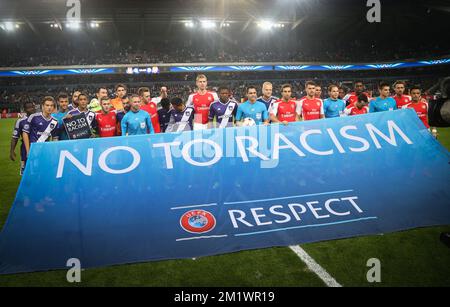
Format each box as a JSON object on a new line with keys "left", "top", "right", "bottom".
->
{"left": 52, "top": 111, "right": 69, "bottom": 140}
{"left": 167, "top": 107, "right": 194, "bottom": 132}
{"left": 236, "top": 100, "right": 269, "bottom": 124}
{"left": 369, "top": 97, "right": 397, "bottom": 113}
{"left": 208, "top": 99, "right": 238, "bottom": 128}
{"left": 12, "top": 116, "right": 29, "bottom": 161}
{"left": 323, "top": 98, "right": 346, "bottom": 118}
{"left": 23, "top": 112, "right": 59, "bottom": 143}
{"left": 121, "top": 109, "right": 154, "bottom": 136}
{"left": 157, "top": 108, "right": 171, "bottom": 132}
{"left": 257, "top": 96, "right": 278, "bottom": 111}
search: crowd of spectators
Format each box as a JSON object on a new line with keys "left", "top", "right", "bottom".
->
{"left": 1, "top": 39, "right": 448, "bottom": 67}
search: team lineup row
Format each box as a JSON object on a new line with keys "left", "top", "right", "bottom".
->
{"left": 9, "top": 74, "right": 433, "bottom": 175}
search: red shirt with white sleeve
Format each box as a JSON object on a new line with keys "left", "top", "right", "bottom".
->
{"left": 96, "top": 110, "right": 118, "bottom": 137}
{"left": 345, "top": 92, "right": 371, "bottom": 108}
{"left": 270, "top": 99, "right": 297, "bottom": 122}
{"left": 392, "top": 94, "right": 412, "bottom": 109}
{"left": 402, "top": 101, "right": 429, "bottom": 128}
{"left": 141, "top": 102, "right": 161, "bottom": 133}
{"left": 187, "top": 91, "right": 219, "bottom": 124}
{"left": 344, "top": 105, "right": 369, "bottom": 116}
{"left": 296, "top": 97, "right": 324, "bottom": 121}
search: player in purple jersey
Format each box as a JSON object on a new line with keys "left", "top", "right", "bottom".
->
{"left": 67, "top": 93, "right": 97, "bottom": 137}
{"left": 166, "top": 97, "right": 194, "bottom": 132}
{"left": 68, "top": 89, "right": 81, "bottom": 111}
{"left": 208, "top": 86, "right": 238, "bottom": 128}
{"left": 22, "top": 96, "right": 59, "bottom": 159}
{"left": 10, "top": 101, "right": 36, "bottom": 175}
{"left": 157, "top": 98, "right": 171, "bottom": 132}
{"left": 257, "top": 82, "right": 278, "bottom": 111}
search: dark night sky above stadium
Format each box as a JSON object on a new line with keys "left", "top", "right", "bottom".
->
{"left": 0, "top": 0, "right": 449, "bottom": 35}
{"left": 0, "top": 0, "right": 449, "bottom": 60}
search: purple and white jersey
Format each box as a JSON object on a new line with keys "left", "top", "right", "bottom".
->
{"left": 12, "top": 116, "right": 29, "bottom": 161}
{"left": 166, "top": 106, "right": 194, "bottom": 132}
{"left": 208, "top": 99, "right": 238, "bottom": 128}
{"left": 257, "top": 96, "right": 278, "bottom": 112}
{"left": 68, "top": 108, "right": 97, "bottom": 129}
{"left": 23, "top": 112, "right": 59, "bottom": 143}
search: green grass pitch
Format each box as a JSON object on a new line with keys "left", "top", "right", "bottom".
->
{"left": 0, "top": 118, "right": 449, "bottom": 287}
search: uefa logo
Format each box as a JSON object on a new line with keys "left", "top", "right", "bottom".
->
{"left": 179, "top": 210, "right": 216, "bottom": 234}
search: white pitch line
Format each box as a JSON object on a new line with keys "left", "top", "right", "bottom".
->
{"left": 289, "top": 245, "right": 342, "bottom": 287}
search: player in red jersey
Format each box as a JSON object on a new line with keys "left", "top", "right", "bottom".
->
{"left": 270, "top": 84, "right": 299, "bottom": 125}
{"left": 95, "top": 97, "right": 118, "bottom": 138}
{"left": 138, "top": 87, "right": 161, "bottom": 133}
{"left": 187, "top": 74, "right": 219, "bottom": 130}
{"left": 296, "top": 81, "right": 325, "bottom": 121}
{"left": 392, "top": 80, "right": 411, "bottom": 109}
{"left": 344, "top": 81, "right": 371, "bottom": 108}
{"left": 421, "top": 91, "right": 431, "bottom": 101}
{"left": 402, "top": 85, "right": 431, "bottom": 131}
{"left": 344, "top": 94, "right": 370, "bottom": 116}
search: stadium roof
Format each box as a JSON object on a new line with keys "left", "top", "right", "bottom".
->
{"left": 0, "top": 0, "right": 449, "bottom": 34}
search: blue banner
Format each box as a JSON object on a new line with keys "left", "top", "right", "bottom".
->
{"left": 0, "top": 110, "right": 449, "bottom": 275}
{"left": 1, "top": 57, "right": 449, "bottom": 77}
{"left": 274, "top": 58, "right": 450, "bottom": 71}
{"left": 170, "top": 65, "right": 273, "bottom": 72}
{"left": 0, "top": 68, "right": 116, "bottom": 77}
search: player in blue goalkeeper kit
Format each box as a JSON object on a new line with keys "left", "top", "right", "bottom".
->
{"left": 369, "top": 82, "right": 397, "bottom": 113}
{"left": 121, "top": 94, "right": 154, "bottom": 136}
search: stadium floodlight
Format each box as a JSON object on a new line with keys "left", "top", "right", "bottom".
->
{"left": 200, "top": 20, "right": 216, "bottom": 29}
{"left": 221, "top": 22, "right": 231, "bottom": 28}
{"left": 90, "top": 22, "right": 99, "bottom": 28}
{"left": 66, "top": 21, "right": 81, "bottom": 30}
{"left": 184, "top": 21, "right": 194, "bottom": 28}
{"left": 2, "top": 22, "right": 18, "bottom": 31}
{"left": 257, "top": 20, "right": 274, "bottom": 30}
